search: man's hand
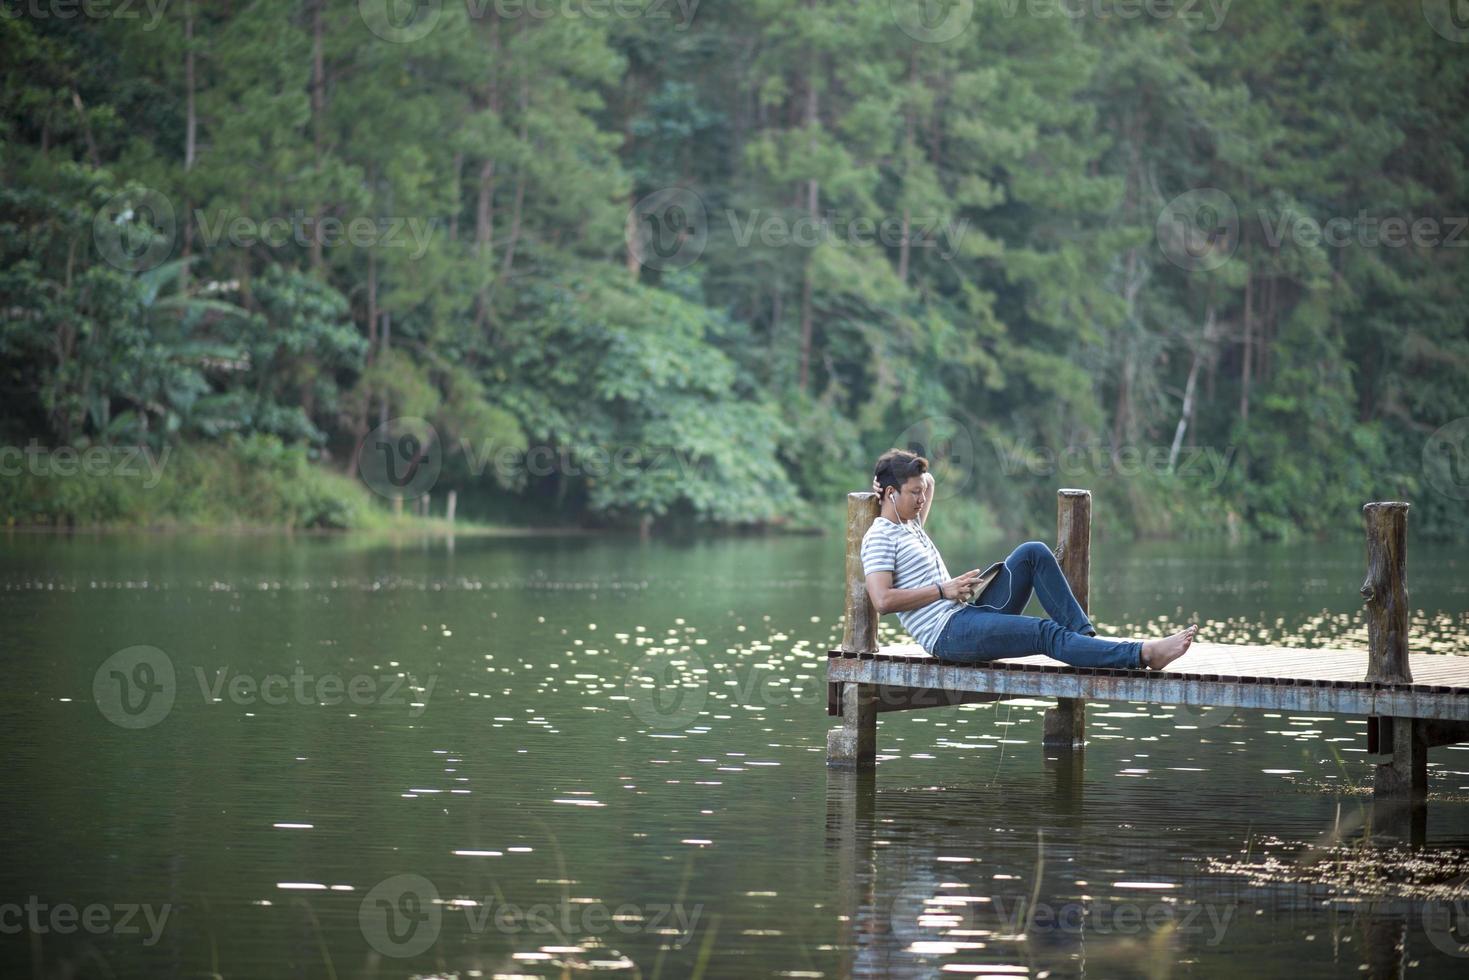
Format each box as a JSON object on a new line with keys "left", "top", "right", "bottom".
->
{"left": 942, "top": 568, "right": 982, "bottom": 602}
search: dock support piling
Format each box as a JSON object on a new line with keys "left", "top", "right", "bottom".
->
{"left": 826, "top": 682, "right": 878, "bottom": 770}
{"left": 828, "top": 492, "right": 881, "bottom": 769}
{"left": 1361, "top": 501, "right": 1412, "bottom": 685}
{"left": 1364, "top": 500, "right": 1427, "bottom": 838}
{"left": 1043, "top": 489, "right": 1091, "bottom": 749}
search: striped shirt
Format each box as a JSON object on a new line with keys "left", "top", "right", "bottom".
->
{"left": 859, "top": 516, "right": 963, "bottom": 653}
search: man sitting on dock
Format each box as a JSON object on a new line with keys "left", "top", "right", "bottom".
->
{"left": 861, "top": 448, "right": 1198, "bottom": 670}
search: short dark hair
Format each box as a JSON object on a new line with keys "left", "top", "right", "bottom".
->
{"left": 874, "top": 449, "right": 928, "bottom": 504}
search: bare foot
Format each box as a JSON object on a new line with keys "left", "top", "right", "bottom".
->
{"left": 1141, "top": 624, "right": 1199, "bottom": 670}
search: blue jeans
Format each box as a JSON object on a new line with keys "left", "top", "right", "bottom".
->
{"left": 930, "top": 541, "right": 1144, "bottom": 669}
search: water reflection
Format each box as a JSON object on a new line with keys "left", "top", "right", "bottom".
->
{"left": 827, "top": 769, "right": 1469, "bottom": 978}
{"left": 2, "top": 532, "right": 1467, "bottom": 977}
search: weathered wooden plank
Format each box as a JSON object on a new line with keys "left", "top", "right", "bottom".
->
{"left": 831, "top": 642, "right": 1468, "bottom": 688}
{"left": 826, "top": 655, "right": 1469, "bottom": 721}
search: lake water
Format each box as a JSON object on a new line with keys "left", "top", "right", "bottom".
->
{"left": 3, "top": 529, "right": 1468, "bottom": 979}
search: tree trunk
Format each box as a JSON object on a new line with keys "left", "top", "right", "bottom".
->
{"left": 181, "top": 6, "right": 196, "bottom": 292}
{"left": 1169, "top": 306, "right": 1215, "bottom": 471}
{"left": 309, "top": 0, "right": 325, "bottom": 270}
{"left": 797, "top": 69, "right": 819, "bottom": 392}
{"left": 448, "top": 151, "right": 463, "bottom": 242}
{"left": 625, "top": 189, "right": 642, "bottom": 278}
{"left": 475, "top": 158, "right": 496, "bottom": 328}
{"left": 1240, "top": 272, "right": 1253, "bottom": 424}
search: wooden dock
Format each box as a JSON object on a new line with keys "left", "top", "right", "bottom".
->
{"left": 825, "top": 489, "right": 1469, "bottom": 836}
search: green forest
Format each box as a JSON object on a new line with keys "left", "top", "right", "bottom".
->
{"left": 3, "top": 0, "right": 1467, "bottom": 538}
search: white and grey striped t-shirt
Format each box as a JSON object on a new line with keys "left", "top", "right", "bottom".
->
{"left": 859, "top": 516, "right": 964, "bottom": 653}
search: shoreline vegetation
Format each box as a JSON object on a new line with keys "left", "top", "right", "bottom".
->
{"left": 4, "top": 5, "right": 1464, "bottom": 544}
{"left": 2, "top": 437, "right": 1277, "bottom": 543}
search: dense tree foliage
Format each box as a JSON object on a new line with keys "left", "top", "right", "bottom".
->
{"left": 2, "top": 0, "right": 1465, "bottom": 535}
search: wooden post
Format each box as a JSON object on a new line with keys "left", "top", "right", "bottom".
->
{"left": 826, "top": 682, "right": 878, "bottom": 770}
{"left": 840, "top": 492, "right": 881, "bottom": 655}
{"left": 828, "top": 491, "right": 881, "bottom": 769}
{"left": 1364, "top": 500, "right": 1426, "bottom": 823}
{"left": 446, "top": 489, "right": 457, "bottom": 524}
{"left": 1374, "top": 715, "right": 1427, "bottom": 802}
{"left": 1361, "top": 501, "right": 1411, "bottom": 684}
{"left": 1043, "top": 489, "right": 1090, "bottom": 748}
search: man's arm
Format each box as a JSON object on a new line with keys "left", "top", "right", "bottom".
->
{"left": 866, "top": 568, "right": 980, "bottom": 615}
